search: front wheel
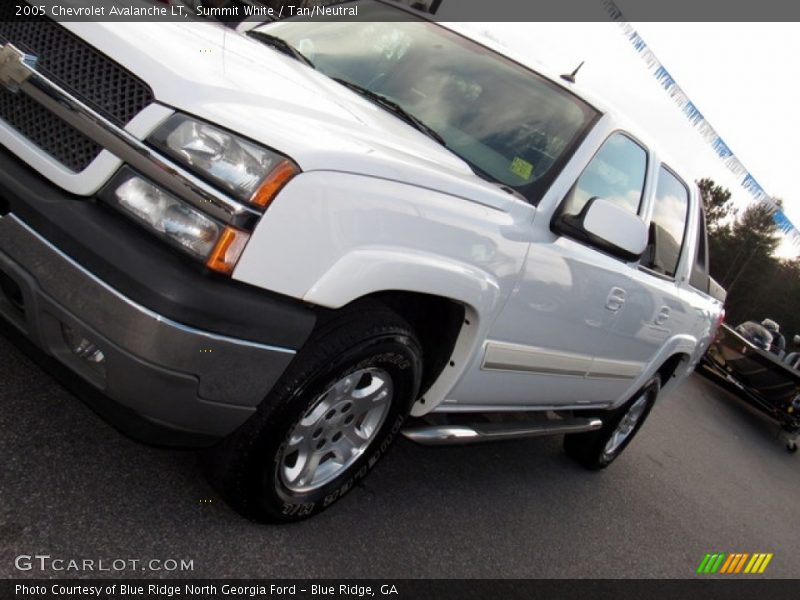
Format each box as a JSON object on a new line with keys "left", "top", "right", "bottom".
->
{"left": 204, "top": 302, "right": 423, "bottom": 522}
{"left": 564, "top": 375, "right": 661, "bottom": 470}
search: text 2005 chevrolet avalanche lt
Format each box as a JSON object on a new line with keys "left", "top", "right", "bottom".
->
{"left": 0, "top": 1, "right": 724, "bottom": 521}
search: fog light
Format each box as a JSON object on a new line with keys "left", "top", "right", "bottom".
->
{"left": 113, "top": 175, "right": 221, "bottom": 259}
{"left": 100, "top": 167, "right": 252, "bottom": 276}
{"left": 62, "top": 324, "right": 106, "bottom": 370}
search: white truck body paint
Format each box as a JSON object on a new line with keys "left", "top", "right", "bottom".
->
{"left": 48, "top": 21, "right": 511, "bottom": 210}
{"left": 233, "top": 170, "right": 525, "bottom": 309}
{"left": 0, "top": 15, "right": 724, "bottom": 420}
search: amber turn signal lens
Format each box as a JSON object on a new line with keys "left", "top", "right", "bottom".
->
{"left": 249, "top": 159, "right": 299, "bottom": 208}
{"left": 206, "top": 226, "right": 250, "bottom": 275}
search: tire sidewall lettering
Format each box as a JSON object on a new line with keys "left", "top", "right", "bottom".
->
{"left": 273, "top": 358, "right": 413, "bottom": 516}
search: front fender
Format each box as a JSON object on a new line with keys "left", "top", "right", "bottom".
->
{"left": 234, "top": 170, "right": 526, "bottom": 304}
{"left": 305, "top": 247, "right": 501, "bottom": 416}
{"left": 233, "top": 170, "right": 531, "bottom": 413}
{"left": 305, "top": 247, "right": 500, "bottom": 316}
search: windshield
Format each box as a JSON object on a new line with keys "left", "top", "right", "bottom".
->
{"left": 253, "top": 3, "right": 599, "bottom": 202}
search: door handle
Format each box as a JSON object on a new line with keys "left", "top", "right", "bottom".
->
{"left": 655, "top": 306, "right": 671, "bottom": 325}
{"left": 606, "top": 287, "right": 627, "bottom": 312}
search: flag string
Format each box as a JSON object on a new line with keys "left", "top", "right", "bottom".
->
{"left": 603, "top": 0, "right": 800, "bottom": 247}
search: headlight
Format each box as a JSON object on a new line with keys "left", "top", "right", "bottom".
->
{"left": 102, "top": 168, "right": 250, "bottom": 275}
{"left": 149, "top": 114, "right": 298, "bottom": 209}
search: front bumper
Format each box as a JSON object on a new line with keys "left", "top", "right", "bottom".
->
{"left": 0, "top": 213, "right": 305, "bottom": 445}
{"left": 0, "top": 38, "right": 318, "bottom": 446}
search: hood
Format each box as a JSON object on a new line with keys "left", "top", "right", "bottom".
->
{"left": 64, "top": 21, "right": 515, "bottom": 211}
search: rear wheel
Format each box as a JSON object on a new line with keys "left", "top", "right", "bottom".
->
{"left": 204, "top": 302, "right": 422, "bottom": 522}
{"left": 564, "top": 375, "right": 660, "bottom": 469}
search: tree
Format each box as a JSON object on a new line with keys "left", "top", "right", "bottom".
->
{"left": 696, "top": 178, "right": 796, "bottom": 339}
{"left": 697, "top": 177, "right": 735, "bottom": 233}
{"left": 724, "top": 203, "right": 781, "bottom": 287}
{"left": 756, "top": 258, "right": 800, "bottom": 340}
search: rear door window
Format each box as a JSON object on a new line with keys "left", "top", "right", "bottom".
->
{"left": 642, "top": 166, "right": 690, "bottom": 278}
{"left": 689, "top": 197, "right": 711, "bottom": 291}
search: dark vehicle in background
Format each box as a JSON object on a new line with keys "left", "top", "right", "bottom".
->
{"left": 703, "top": 321, "right": 800, "bottom": 453}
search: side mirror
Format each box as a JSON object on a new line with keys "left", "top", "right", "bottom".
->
{"left": 553, "top": 197, "right": 648, "bottom": 261}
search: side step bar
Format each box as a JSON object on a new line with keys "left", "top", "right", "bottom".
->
{"left": 402, "top": 417, "right": 603, "bottom": 446}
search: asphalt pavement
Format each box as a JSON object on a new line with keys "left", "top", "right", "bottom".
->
{"left": 1, "top": 331, "right": 798, "bottom": 579}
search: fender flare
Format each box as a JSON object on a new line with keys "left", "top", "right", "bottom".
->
{"left": 303, "top": 247, "right": 502, "bottom": 415}
{"left": 612, "top": 334, "right": 699, "bottom": 409}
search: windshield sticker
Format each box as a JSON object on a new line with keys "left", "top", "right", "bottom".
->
{"left": 510, "top": 157, "right": 533, "bottom": 180}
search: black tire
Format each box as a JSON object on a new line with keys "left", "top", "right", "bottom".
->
{"left": 564, "top": 375, "right": 661, "bottom": 470}
{"left": 203, "top": 301, "right": 423, "bottom": 523}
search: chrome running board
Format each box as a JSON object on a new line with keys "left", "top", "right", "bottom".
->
{"left": 402, "top": 417, "right": 603, "bottom": 446}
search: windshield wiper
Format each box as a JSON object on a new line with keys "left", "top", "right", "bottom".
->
{"left": 247, "top": 31, "right": 315, "bottom": 68}
{"left": 333, "top": 78, "right": 446, "bottom": 146}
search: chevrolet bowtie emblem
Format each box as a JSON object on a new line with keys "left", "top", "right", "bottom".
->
{"left": 0, "top": 44, "right": 38, "bottom": 93}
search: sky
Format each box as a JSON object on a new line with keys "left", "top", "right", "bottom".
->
{"left": 460, "top": 21, "right": 800, "bottom": 258}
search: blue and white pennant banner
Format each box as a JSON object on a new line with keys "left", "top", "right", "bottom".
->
{"left": 603, "top": 0, "right": 800, "bottom": 247}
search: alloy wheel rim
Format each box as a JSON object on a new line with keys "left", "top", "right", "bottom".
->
{"left": 602, "top": 393, "right": 649, "bottom": 459}
{"left": 279, "top": 367, "right": 393, "bottom": 493}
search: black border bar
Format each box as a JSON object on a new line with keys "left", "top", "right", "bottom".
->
{"left": 4, "top": 579, "right": 800, "bottom": 600}
{"left": 5, "top": 0, "right": 800, "bottom": 23}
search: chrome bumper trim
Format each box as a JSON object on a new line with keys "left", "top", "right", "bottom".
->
{"left": 3, "top": 214, "right": 295, "bottom": 355}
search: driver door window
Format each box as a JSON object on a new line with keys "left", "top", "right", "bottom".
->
{"left": 561, "top": 132, "right": 648, "bottom": 218}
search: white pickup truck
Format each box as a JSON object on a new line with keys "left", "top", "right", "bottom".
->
{"left": 0, "top": 1, "right": 724, "bottom": 521}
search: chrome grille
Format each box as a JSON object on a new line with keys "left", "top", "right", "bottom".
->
{"left": 0, "top": 12, "right": 154, "bottom": 172}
